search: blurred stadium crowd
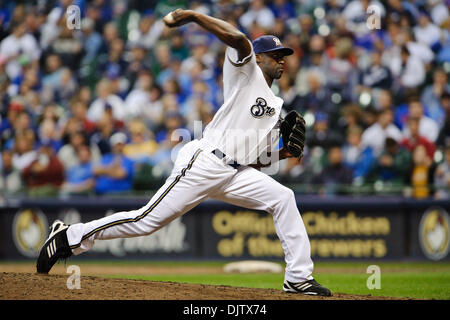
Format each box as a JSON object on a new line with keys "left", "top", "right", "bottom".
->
{"left": 0, "top": 0, "right": 449, "bottom": 199}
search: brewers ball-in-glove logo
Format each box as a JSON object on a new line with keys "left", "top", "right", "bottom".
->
{"left": 12, "top": 208, "right": 48, "bottom": 258}
{"left": 419, "top": 207, "right": 449, "bottom": 260}
{"left": 273, "top": 37, "right": 282, "bottom": 46}
{"left": 250, "top": 97, "right": 275, "bottom": 118}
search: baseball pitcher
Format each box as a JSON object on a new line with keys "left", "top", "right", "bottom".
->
{"left": 36, "top": 9, "right": 331, "bottom": 296}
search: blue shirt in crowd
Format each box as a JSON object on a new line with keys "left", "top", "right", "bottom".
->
{"left": 95, "top": 154, "right": 134, "bottom": 195}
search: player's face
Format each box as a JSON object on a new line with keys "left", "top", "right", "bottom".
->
{"left": 259, "top": 51, "right": 286, "bottom": 80}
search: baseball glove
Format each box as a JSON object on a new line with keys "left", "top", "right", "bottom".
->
{"left": 280, "top": 110, "right": 306, "bottom": 159}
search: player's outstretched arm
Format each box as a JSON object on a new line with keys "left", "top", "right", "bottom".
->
{"left": 163, "top": 9, "right": 251, "bottom": 61}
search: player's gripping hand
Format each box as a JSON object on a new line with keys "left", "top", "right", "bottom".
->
{"left": 280, "top": 110, "right": 306, "bottom": 159}
{"left": 163, "top": 9, "right": 195, "bottom": 28}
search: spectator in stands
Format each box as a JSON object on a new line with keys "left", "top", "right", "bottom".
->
{"left": 87, "top": 78, "right": 126, "bottom": 122}
{"left": 10, "top": 62, "right": 41, "bottom": 100}
{"left": 239, "top": 0, "right": 276, "bottom": 33}
{"left": 390, "top": 45, "right": 425, "bottom": 90}
{"left": 337, "top": 104, "right": 364, "bottom": 134}
{"left": 278, "top": 73, "right": 302, "bottom": 113}
{"left": 0, "top": 149, "right": 24, "bottom": 195}
{"left": 326, "top": 37, "right": 357, "bottom": 100}
{"left": 297, "top": 71, "right": 334, "bottom": 115}
{"left": 401, "top": 29, "right": 435, "bottom": 66}
{"left": 39, "top": 0, "right": 72, "bottom": 50}
{"left": 47, "top": 19, "right": 84, "bottom": 71}
{"left": 306, "top": 112, "right": 344, "bottom": 150}
{"left": 358, "top": 51, "right": 392, "bottom": 91}
{"left": 421, "top": 68, "right": 450, "bottom": 128}
{"left": 269, "top": 0, "right": 296, "bottom": 20}
{"left": 74, "top": 85, "right": 93, "bottom": 108}
{"left": 402, "top": 100, "right": 439, "bottom": 143}
{"left": 80, "top": 17, "right": 104, "bottom": 67}
{"left": 97, "top": 37, "right": 128, "bottom": 84}
{"left": 90, "top": 112, "right": 119, "bottom": 155}
{"left": 58, "top": 130, "right": 86, "bottom": 170}
{"left": 0, "top": 20, "right": 41, "bottom": 80}
{"left": 149, "top": 111, "right": 186, "bottom": 178}
{"left": 58, "top": 130, "right": 101, "bottom": 170}
{"left": 413, "top": 12, "right": 442, "bottom": 50}
{"left": 12, "top": 110, "right": 34, "bottom": 138}
{"left": 181, "top": 80, "right": 215, "bottom": 132}
{"left": 342, "top": 125, "right": 375, "bottom": 183}
{"left": 374, "top": 90, "right": 394, "bottom": 112}
{"left": 296, "top": 35, "right": 328, "bottom": 96}
{"left": 400, "top": 117, "right": 436, "bottom": 159}
{"left": 138, "top": 84, "right": 164, "bottom": 132}
{"left": 127, "top": 12, "right": 165, "bottom": 50}
{"left": 101, "top": 21, "right": 120, "bottom": 52}
{"left": 123, "top": 119, "right": 158, "bottom": 163}
{"left": 434, "top": 144, "right": 450, "bottom": 199}
{"left": 297, "top": 14, "right": 315, "bottom": 49}
{"left": 70, "top": 100, "right": 96, "bottom": 137}
{"left": 368, "top": 137, "right": 411, "bottom": 185}
{"left": 361, "top": 108, "right": 402, "bottom": 157}
{"left": 312, "top": 145, "right": 354, "bottom": 195}
{"left": 60, "top": 144, "right": 95, "bottom": 196}
{"left": 406, "top": 144, "right": 436, "bottom": 199}
{"left": 180, "top": 42, "right": 215, "bottom": 81}
{"left": 38, "top": 118, "right": 63, "bottom": 152}
{"left": 0, "top": 101, "right": 24, "bottom": 147}
{"left": 125, "top": 42, "right": 152, "bottom": 90}
{"left": 124, "top": 70, "right": 155, "bottom": 120}
{"left": 428, "top": 0, "right": 449, "bottom": 26}
{"left": 41, "top": 53, "right": 74, "bottom": 105}
{"left": 436, "top": 91, "right": 450, "bottom": 147}
{"left": 169, "top": 30, "right": 190, "bottom": 61}
{"left": 93, "top": 132, "right": 134, "bottom": 195}
{"left": 12, "top": 130, "right": 37, "bottom": 172}
{"left": 385, "top": 0, "right": 417, "bottom": 26}
{"left": 22, "top": 143, "right": 64, "bottom": 196}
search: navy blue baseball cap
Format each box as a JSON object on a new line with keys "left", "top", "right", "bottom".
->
{"left": 252, "top": 35, "right": 294, "bottom": 56}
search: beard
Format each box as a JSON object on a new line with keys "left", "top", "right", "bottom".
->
{"left": 270, "top": 68, "right": 283, "bottom": 80}
{"left": 275, "top": 65, "right": 285, "bottom": 79}
{"left": 275, "top": 69, "right": 284, "bottom": 79}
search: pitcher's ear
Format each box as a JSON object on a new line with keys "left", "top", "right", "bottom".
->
{"left": 255, "top": 54, "right": 261, "bottom": 64}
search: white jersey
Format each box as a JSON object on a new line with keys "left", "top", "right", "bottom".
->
{"left": 202, "top": 43, "right": 283, "bottom": 165}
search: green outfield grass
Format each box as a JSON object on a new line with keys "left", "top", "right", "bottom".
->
{"left": 105, "top": 261, "right": 450, "bottom": 300}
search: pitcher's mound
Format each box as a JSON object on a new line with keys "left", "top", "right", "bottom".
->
{"left": 0, "top": 272, "right": 405, "bottom": 300}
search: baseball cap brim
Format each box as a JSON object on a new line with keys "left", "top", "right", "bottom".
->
{"left": 257, "top": 46, "right": 294, "bottom": 56}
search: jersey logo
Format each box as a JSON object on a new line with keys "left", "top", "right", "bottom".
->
{"left": 250, "top": 97, "right": 275, "bottom": 118}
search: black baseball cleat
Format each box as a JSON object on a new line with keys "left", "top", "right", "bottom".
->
{"left": 283, "top": 279, "right": 332, "bottom": 296}
{"left": 36, "top": 220, "right": 72, "bottom": 274}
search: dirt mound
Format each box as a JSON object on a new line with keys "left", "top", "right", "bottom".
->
{"left": 0, "top": 272, "right": 405, "bottom": 300}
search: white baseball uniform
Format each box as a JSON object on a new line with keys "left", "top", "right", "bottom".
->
{"left": 66, "top": 43, "right": 314, "bottom": 283}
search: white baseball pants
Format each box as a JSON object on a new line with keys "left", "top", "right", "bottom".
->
{"left": 66, "top": 139, "right": 314, "bottom": 282}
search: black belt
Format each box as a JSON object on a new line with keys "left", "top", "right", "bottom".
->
{"left": 211, "top": 149, "right": 241, "bottom": 169}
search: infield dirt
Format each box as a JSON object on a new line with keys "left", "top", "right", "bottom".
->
{"left": 0, "top": 265, "right": 409, "bottom": 300}
{"left": 0, "top": 272, "right": 404, "bottom": 300}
